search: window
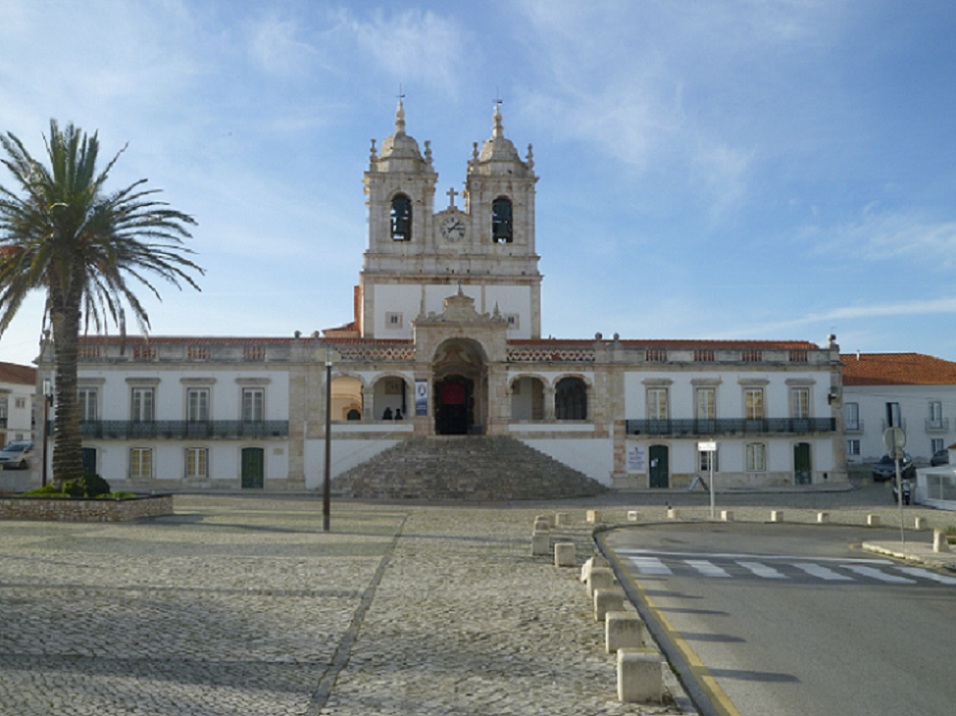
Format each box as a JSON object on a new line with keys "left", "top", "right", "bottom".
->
{"left": 131, "top": 387, "right": 155, "bottom": 422}
{"left": 744, "top": 388, "right": 764, "bottom": 420}
{"left": 886, "top": 402, "right": 901, "bottom": 428}
{"left": 847, "top": 439, "right": 861, "bottom": 457}
{"left": 492, "top": 196, "right": 513, "bottom": 243}
{"left": 0, "top": 397, "right": 8, "bottom": 424}
{"left": 78, "top": 388, "right": 98, "bottom": 422}
{"left": 390, "top": 194, "right": 412, "bottom": 241}
{"left": 129, "top": 447, "right": 153, "bottom": 480}
{"left": 696, "top": 387, "right": 716, "bottom": 421}
{"left": 505, "top": 314, "right": 519, "bottom": 329}
{"left": 185, "top": 447, "right": 208, "bottom": 479}
{"left": 699, "top": 449, "right": 718, "bottom": 472}
{"left": 929, "top": 401, "right": 943, "bottom": 428}
{"left": 931, "top": 438, "right": 944, "bottom": 454}
{"left": 242, "top": 387, "right": 265, "bottom": 422}
{"left": 14, "top": 397, "right": 25, "bottom": 409}
{"left": 844, "top": 402, "right": 860, "bottom": 431}
{"left": 555, "top": 377, "right": 587, "bottom": 420}
{"left": 790, "top": 387, "right": 810, "bottom": 419}
{"left": 187, "top": 388, "right": 210, "bottom": 422}
{"left": 647, "top": 388, "right": 668, "bottom": 421}
{"left": 385, "top": 312, "right": 403, "bottom": 329}
{"left": 746, "top": 443, "right": 767, "bottom": 472}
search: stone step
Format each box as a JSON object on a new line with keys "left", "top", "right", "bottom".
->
{"left": 333, "top": 436, "right": 607, "bottom": 500}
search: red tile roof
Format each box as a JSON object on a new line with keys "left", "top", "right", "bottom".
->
{"left": 842, "top": 353, "right": 956, "bottom": 386}
{"left": 0, "top": 361, "right": 36, "bottom": 385}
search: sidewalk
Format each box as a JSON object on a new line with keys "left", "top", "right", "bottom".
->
{"left": 1, "top": 489, "right": 954, "bottom": 716}
{"left": 0, "top": 495, "right": 681, "bottom": 716}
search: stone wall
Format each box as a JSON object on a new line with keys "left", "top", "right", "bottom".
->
{"left": 0, "top": 494, "right": 173, "bottom": 522}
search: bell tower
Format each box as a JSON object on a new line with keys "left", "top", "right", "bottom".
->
{"left": 357, "top": 102, "right": 541, "bottom": 340}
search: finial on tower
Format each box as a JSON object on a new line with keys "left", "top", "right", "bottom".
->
{"left": 394, "top": 85, "right": 406, "bottom": 136}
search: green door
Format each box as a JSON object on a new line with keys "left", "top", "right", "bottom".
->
{"left": 241, "top": 447, "right": 264, "bottom": 489}
{"left": 794, "top": 442, "right": 812, "bottom": 485}
{"left": 649, "top": 445, "right": 669, "bottom": 488}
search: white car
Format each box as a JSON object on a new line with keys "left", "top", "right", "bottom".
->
{"left": 0, "top": 441, "right": 34, "bottom": 470}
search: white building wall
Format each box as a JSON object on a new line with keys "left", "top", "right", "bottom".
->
{"left": 519, "top": 438, "right": 613, "bottom": 485}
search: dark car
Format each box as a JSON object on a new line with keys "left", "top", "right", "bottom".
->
{"left": 931, "top": 449, "right": 950, "bottom": 466}
{"left": 0, "top": 441, "right": 33, "bottom": 470}
{"left": 872, "top": 453, "right": 915, "bottom": 482}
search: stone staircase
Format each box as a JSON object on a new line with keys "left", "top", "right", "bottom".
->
{"left": 332, "top": 436, "right": 607, "bottom": 501}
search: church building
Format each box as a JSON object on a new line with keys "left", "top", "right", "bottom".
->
{"left": 37, "top": 103, "right": 847, "bottom": 493}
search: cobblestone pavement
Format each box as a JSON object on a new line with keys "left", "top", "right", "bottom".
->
{"left": 0, "top": 483, "right": 953, "bottom": 715}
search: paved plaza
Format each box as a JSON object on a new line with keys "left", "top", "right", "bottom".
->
{"left": 0, "top": 483, "right": 953, "bottom": 715}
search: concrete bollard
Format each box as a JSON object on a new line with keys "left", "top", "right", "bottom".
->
{"left": 720, "top": 510, "right": 734, "bottom": 522}
{"left": 606, "top": 611, "right": 645, "bottom": 653}
{"left": 534, "top": 515, "right": 551, "bottom": 532}
{"left": 587, "top": 567, "right": 615, "bottom": 597}
{"left": 817, "top": 512, "right": 830, "bottom": 524}
{"left": 867, "top": 514, "right": 881, "bottom": 527}
{"left": 554, "top": 542, "right": 576, "bottom": 567}
{"left": 554, "top": 511, "right": 570, "bottom": 526}
{"left": 627, "top": 510, "right": 642, "bottom": 522}
{"left": 617, "top": 649, "right": 664, "bottom": 703}
{"left": 770, "top": 510, "right": 784, "bottom": 523}
{"left": 915, "top": 516, "right": 927, "bottom": 531}
{"left": 667, "top": 508, "right": 680, "bottom": 520}
{"left": 586, "top": 509, "right": 602, "bottom": 524}
{"left": 594, "top": 588, "right": 625, "bottom": 621}
{"left": 933, "top": 529, "right": 951, "bottom": 553}
{"left": 531, "top": 530, "right": 551, "bottom": 556}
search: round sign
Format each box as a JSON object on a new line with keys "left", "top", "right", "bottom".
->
{"left": 883, "top": 427, "right": 906, "bottom": 458}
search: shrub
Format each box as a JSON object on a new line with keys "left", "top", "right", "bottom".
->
{"left": 62, "top": 473, "right": 112, "bottom": 499}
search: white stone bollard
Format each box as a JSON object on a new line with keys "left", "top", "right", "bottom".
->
{"left": 587, "top": 567, "right": 615, "bottom": 597}
{"left": 531, "top": 530, "right": 551, "bottom": 556}
{"left": 867, "top": 514, "right": 881, "bottom": 527}
{"left": 915, "top": 516, "right": 927, "bottom": 530}
{"left": 627, "top": 510, "right": 642, "bottom": 522}
{"left": 594, "top": 588, "right": 626, "bottom": 622}
{"left": 933, "top": 529, "right": 951, "bottom": 553}
{"left": 770, "top": 510, "right": 784, "bottom": 523}
{"left": 554, "top": 511, "right": 570, "bottom": 526}
{"left": 667, "top": 508, "right": 680, "bottom": 520}
{"left": 580, "top": 555, "right": 609, "bottom": 583}
{"left": 606, "top": 611, "right": 644, "bottom": 653}
{"left": 586, "top": 509, "right": 602, "bottom": 524}
{"left": 533, "top": 515, "right": 551, "bottom": 532}
{"left": 817, "top": 512, "right": 830, "bottom": 524}
{"left": 720, "top": 510, "right": 734, "bottom": 522}
{"left": 554, "top": 541, "right": 576, "bottom": 567}
{"left": 617, "top": 649, "right": 664, "bottom": 703}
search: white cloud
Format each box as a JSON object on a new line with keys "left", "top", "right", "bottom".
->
{"left": 346, "top": 9, "right": 465, "bottom": 94}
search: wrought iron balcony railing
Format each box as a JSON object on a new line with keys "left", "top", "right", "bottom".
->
{"left": 625, "top": 417, "right": 836, "bottom": 437}
{"left": 79, "top": 420, "right": 289, "bottom": 440}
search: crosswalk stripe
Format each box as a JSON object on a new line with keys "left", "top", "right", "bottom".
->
{"left": 685, "top": 559, "right": 731, "bottom": 577}
{"left": 737, "top": 561, "right": 787, "bottom": 579}
{"left": 842, "top": 565, "right": 916, "bottom": 584}
{"left": 628, "top": 556, "right": 672, "bottom": 575}
{"left": 896, "top": 567, "right": 956, "bottom": 585}
{"left": 789, "top": 563, "right": 854, "bottom": 581}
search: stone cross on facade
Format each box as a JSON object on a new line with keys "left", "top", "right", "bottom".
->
{"left": 446, "top": 186, "right": 458, "bottom": 209}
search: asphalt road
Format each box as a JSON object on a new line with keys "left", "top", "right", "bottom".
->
{"left": 604, "top": 522, "right": 956, "bottom": 716}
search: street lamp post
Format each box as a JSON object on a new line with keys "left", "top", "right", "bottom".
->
{"left": 41, "top": 378, "right": 53, "bottom": 487}
{"left": 323, "top": 350, "right": 332, "bottom": 532}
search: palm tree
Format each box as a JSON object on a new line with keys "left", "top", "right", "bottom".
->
{"left": 0, "top": 120, "right": 203, "bottom": 487}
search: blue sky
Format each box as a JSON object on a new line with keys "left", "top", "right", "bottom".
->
{"left": 2, "top": 0, "right": 956, "bottom": 367}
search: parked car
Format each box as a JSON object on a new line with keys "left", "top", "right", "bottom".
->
{"left": 931, "top": 449, "right": 950, "bottom": 466}
{"left": 0, "top": 441, "right": 33, "bottom": 470}
{"left": 872, "top": 453, "right": 915, "bottom": 482}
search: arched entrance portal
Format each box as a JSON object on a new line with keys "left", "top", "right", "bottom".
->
{"left": 433, "top": 338, "right": 486, "bottom": 435}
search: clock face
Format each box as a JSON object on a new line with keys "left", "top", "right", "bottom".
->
{"left": 440, "top": 216, "right": 466, "bottom": 242}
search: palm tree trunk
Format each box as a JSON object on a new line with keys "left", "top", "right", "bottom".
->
{"left": 50, "top": 305, "right": 85, "bottom": 488}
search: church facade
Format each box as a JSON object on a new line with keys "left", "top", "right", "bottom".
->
{"left": 36, "top": 104, "right": 847, "bottom": 492}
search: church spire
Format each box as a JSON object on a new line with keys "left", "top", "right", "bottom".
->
{"left": 492, "top": 103, "right": 505, "bottom": 139}
{"left": 394, "top": 99, "right": 406, "bottom": 137}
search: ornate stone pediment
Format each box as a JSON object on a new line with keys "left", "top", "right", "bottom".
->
{"left": 418, "top": 288, "right": 508, "bottom": 326}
